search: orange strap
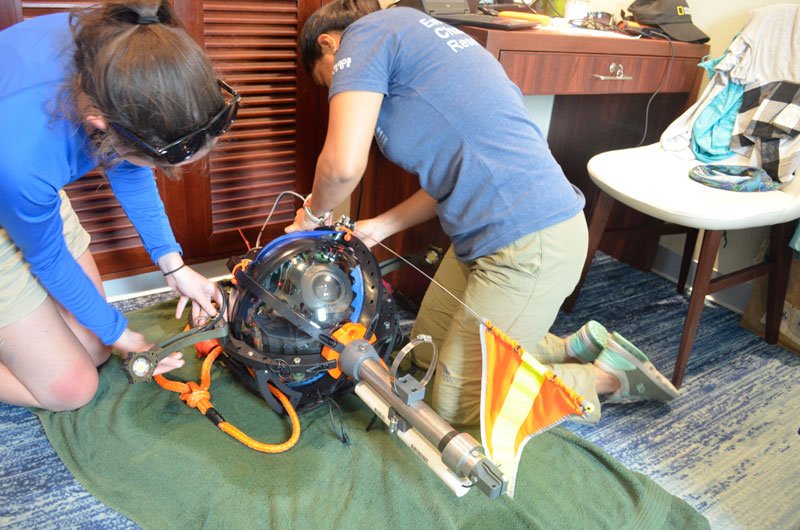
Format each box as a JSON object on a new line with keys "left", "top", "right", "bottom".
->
{"left": 229, "top": 258, "right": 252, "bottom": 285}
{"left": 154, "top": 342, "right": 301, "bottom": 453}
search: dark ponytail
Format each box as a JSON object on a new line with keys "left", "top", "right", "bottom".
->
{"left": 68, "top": 1, "right": 225, "bottom": 174}
{"left": 300, "top": 0, "right": 381, "bottom": 74}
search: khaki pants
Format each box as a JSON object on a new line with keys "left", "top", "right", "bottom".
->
{"left": 411, "top": 212, "right": 601, "bottom": 424}
{"left": 0, "top": 191, "right": 91, "bottom": 327}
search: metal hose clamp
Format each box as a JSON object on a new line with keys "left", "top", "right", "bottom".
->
{"left": 390, "top": 334, "right": 438, "bottom": 391}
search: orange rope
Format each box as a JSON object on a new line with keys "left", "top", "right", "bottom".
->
{"left": 230, "top": 258, "right": 252, "bottom": 286}
{"left": 154, "top": 342, "right": 301, "bottom": 453}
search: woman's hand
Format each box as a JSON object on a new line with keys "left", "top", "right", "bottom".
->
{"left": 352, "top": 190, "right": 438, "bottom": 248}
{"left": 113, "top": 327, "right": 153, "bottom": 355}
{"left": 152, "top": 352, "right": 185, "bottom": 376}
{"left": 352, "top": 217, "right": 392, "bottom": 248}
{"left": 285, "top": 206, "right": 325, "bottom": 234}
{"left": 164, "top": 266, "right": 224, "bottom": 326}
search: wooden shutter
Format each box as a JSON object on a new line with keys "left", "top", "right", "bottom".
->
{"left": 176, "top": 0, "right": 303, "bottom": 259}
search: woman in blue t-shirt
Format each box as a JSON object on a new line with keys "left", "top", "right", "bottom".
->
{"left": 0, "top": 1, "right": 236, "bottom": 411}
{"left": 289, "top": 0, "right": 679, "bottom": 424}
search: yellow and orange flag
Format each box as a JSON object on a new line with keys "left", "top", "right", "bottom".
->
{"left": 480, "top": 322, "right": 590, "bottom": 497}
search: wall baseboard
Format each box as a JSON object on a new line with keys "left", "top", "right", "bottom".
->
{"left": 650, "top": 246, "right": 753, "bottom": 316}
{"left": 103, "top": 258, "right": 230, "bottom": 303}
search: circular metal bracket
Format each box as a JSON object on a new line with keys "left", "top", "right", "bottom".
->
{"left": 390, "top": 334, "right": 438, "bottom": 391}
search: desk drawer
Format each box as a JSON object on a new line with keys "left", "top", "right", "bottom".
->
{"left": 499, "top": 51, "right": 700, "bottom": 95}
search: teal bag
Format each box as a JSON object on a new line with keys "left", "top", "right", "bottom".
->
{"left": 690, "top": 82, "right": 744, "bottom": 163}
{"left": 690, "top": 49, "right": 744, "bottom": 163}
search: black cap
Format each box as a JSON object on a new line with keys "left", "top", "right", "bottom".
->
{"left": 628, "top": 0, "right": 710, "bottom": 43}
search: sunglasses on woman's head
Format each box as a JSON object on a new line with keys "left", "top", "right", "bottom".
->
{"left": 110, "top": 80, "right": 241, "bottom": 165}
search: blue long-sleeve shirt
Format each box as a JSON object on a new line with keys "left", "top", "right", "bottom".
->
{"left": 0, "top": 13, "right": 181, "bottom": 345}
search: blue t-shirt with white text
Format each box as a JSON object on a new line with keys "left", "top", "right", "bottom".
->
{"left": 329, "top": 7, "right": 584, "bottom": 261}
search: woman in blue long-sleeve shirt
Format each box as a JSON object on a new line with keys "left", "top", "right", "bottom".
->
{"left": 0, "top": 1, "right": 237, "bottom": 411}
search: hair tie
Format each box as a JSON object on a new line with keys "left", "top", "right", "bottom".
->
{"left": 162, "top": 263, "right": 186, "bottom": 277}
{"left": 136, "top": 14, "right": 160, "bottom": 25}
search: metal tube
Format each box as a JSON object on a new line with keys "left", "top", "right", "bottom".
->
{"left": 355, "top": 383, "right": 471, "bottom": 497}
{"left": 357, "top": 357, "right": 458, "bottom": 446}
{"left": 340, "top": 339, "right": 506, "bottom": 498}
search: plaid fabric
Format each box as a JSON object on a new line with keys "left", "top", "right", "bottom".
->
{"left": 730, "top": 81, "right": 800, "bottom": 182}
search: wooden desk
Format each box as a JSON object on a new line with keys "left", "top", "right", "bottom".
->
{"left": 464, "top": 27, "right": 707, "bottom": 96}
{"left": 357, "top": 28, "right": 709, "bottom": 304}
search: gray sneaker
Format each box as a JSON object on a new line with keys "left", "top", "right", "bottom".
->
{"left": 565, "top": 320, "right": 608, "bottom": 363}
{"left": 594, "top": 332, "right": 679, "bottom": 402}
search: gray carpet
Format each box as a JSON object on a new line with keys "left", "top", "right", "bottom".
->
{"left": 1, "top": 253, "right": 797, "bottom": 529}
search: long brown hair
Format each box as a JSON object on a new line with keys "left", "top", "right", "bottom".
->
{"left": 67, "top": 1, "right": 224, "bottom": 176}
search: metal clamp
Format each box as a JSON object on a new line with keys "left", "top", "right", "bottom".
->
{"left": 390, "top": 334, "right": 438, "bottom": 391}
{"left": 334, "top": 215, "right": 356, "bottom": 231}
{"left": 302, "top": 193, "right": 333, "bottom": 226}
{"left": 593, "top": 62, "right": 633, "bottom": 81}
{"left": 123, "top": 286, "right": 230, "bottom": 383}
{"left": 123, "top": 320, "right": 229, "bottom": 383}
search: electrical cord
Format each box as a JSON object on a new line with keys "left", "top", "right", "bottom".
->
{"left": 326, "top": 396, "right": 352, "bottom": 446}
{"left": 354, "top": 179, "right": 364, "bottom": 221}
{"left": 635, "top": 29, "right": 675, "bottom": 147}
{"left": 254, "top": 190, "right": 307, "bottom": 247}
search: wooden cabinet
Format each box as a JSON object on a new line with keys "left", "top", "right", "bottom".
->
{"left": 0, "top": 0, "right": 324, "bottom": 279}
{"left": 465, "top": 28, "right": 709, "bottom": 94}
{"left": 499, "top": 52, "right": 701, "bottom": 95}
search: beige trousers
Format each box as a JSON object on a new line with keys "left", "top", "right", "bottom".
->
{"left": 410, "top": 211, "right": 601, "bottom": 425}
{"left": 0, "top": 191, "right": 91, "bottom": 327}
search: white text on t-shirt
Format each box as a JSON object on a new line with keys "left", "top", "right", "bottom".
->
{"left": 417, "top": 17, "right": 478, "bottom": 53}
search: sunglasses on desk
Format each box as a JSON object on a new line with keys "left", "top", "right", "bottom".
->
{"left": 110, "top": 80, "right": 241, "bottom": 165}
{"left": 569, "top": 11, "right": 618, "bottom": 32}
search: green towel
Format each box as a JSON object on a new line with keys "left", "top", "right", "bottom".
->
{"left": 34, "top": 301, "right": 708, "bottom": 529}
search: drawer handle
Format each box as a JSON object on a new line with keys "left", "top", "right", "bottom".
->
{"left": 593, "top": 62, "right": 633, "bottom": 81}
{"left": 593, "top": 74, "right": 634, "bottom": 81}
